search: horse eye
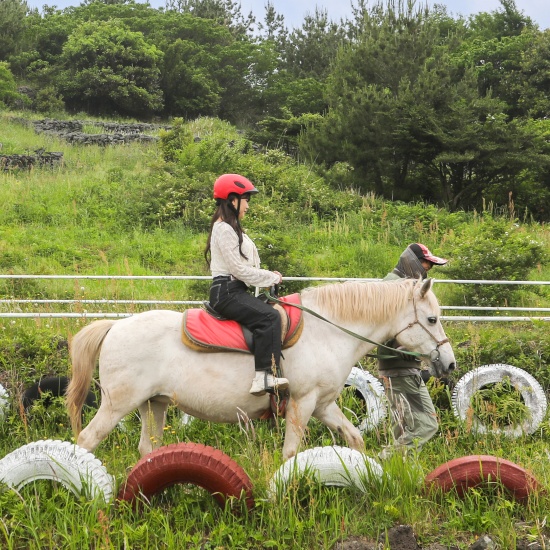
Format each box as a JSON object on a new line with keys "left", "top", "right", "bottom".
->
{"left": 428, "top": 316, "right": 437, "bottom": 324}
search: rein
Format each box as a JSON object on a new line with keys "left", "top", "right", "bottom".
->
{"left": 262, "top": 290, "right": 431, "bottom": 360}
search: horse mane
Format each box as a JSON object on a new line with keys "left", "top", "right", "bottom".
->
{"left": 302, "top": 279, "right": 418, "bottom": 324}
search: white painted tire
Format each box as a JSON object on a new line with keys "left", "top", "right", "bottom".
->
{"left": 344, "top": 366, "right": 387, "bottom": 432}
{"left": 0, "top": 440, "right": 115, "bottom": 502}
{"left": 117, "top": 407, "right": 193, "bottom": 433}
{"left": 173, "top": 409, "right": 194, "bottom": 427}
{"left": 268, "top": 445, "right": 383, "bottom": 499}
{"left": 0, "top": 384, "right": 9, "bottom": 419}
{"left": 452, "top": 364, "right": 547, "bottom": 437}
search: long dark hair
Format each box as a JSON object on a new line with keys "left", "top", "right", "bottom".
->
{"left": 204, "top": 194, "right": 248, "bottom": 266}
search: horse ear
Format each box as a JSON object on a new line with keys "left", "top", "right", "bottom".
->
{"left": 419, "top": 277, "right": 433, "bottom": 298}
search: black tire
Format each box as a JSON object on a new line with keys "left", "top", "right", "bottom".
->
{"left": 22, "top": 376, "right": 97, "bottom": 413}
{"left": 117, "top": 442, "right": 254, "bottom": 510}
{"left": 343, "top": 366, "right": 387, "bottom": 432}
{"left": 425, "top": 454, "right": 541, "bottom": 501}
{"left": 269, "top": 445, "right": 383, "bottom": 499}
{"left": 451, "top": 364, "right": 547, "bottom": 436}
{"left": 0, "top": 439, "right": 114, "bottom": 501}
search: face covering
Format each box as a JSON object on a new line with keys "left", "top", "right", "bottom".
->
{"left": 392, "top": 247, "right": 427, "bottom": 279}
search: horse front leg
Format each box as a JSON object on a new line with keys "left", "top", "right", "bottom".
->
{"left": 282, "top": 394, "right": 317, "bottom": 461}
{"left": 314, "top": 401, "right": 365, "bottom": 453}
{"left": 138, "top": 400, "right": 169, "bottom": 457}
{"left": 77, "top": 401, "right": 125, "bottom": 453}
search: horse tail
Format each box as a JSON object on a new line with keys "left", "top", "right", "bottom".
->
{"left": 67, "top": 320, "right": 116, "bottom": 436}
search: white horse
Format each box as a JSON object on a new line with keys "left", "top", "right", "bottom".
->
{"left": 67, "top": 278, "right": 456, "bottom": 460}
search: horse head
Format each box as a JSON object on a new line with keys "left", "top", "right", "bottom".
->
{"left": 392, "top": 278, "right": 456, "bottom": 378}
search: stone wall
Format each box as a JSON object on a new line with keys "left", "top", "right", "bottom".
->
{"left": 1, "top": 152, "right": 64, "bottom": 171}
{"left": 9, "top": 117, "right": 171, "bottom": 146}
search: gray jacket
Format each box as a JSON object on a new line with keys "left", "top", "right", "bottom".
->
{"left": 378, "top": 248, "right": 426, "bottom": 375}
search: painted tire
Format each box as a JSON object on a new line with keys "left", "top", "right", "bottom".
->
{"left": 117, "top": 407, "right": 193, "bottom": 434}
{"left": 425, "top": 455, "right": 541, "bottom": 501}
{"left": 268, "top": 445, "right": 383, "bottom": 499}
{"left": 22, "top": 376, "right": 97, "bottom": 413}
{"left": 0, "top": 383, "right": 9, "bottom": 419}
{"left": 451, "top": 364, "right": 547, "bottom": 436}
{"left": 0, "top": 439, "right": 114, "bottom": 501}
{"left": 117, "top": 442, "right": 254, "bottom": 510}
{"left": 172, "top": 408, "right": 194, "bottom": 428}
{"left": 344, "top": 366, "right": 387, "bottom": 432}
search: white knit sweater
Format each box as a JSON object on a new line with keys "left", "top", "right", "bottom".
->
{"left": 210, "top": 221, "right": 279, "bottom": 288}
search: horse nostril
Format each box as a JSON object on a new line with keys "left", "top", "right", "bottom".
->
{"left": 449, "top": 363, "right": 456, "bottom": 371}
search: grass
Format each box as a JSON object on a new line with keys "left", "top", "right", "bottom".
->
{"left": 1, "top": 111, "right": 550, "bottom": 548}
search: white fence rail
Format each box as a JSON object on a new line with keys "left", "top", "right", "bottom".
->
{"left": 0, "top": 275, "right": 549, "bottom": 322}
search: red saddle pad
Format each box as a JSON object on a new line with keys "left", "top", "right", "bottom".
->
{"left": 182, "top": 294, "right": 303, "bottom": 353}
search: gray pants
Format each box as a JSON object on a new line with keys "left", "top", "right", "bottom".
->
{"left": 381, "top": 373, "right": 438, "bottom": 452}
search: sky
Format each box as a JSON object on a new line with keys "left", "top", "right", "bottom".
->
{"left": 24, "top": 0, "right": 550, "bottom": 31}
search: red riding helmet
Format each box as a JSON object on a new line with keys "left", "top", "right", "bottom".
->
{"left": 213, "top": 174, "right": 259, "bottom": 200}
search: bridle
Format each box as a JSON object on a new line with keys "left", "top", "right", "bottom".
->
{"left": 391, "top": 293, "right": 449, "bottom": 363}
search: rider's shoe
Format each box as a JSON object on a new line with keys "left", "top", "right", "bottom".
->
{"left": 249, "top": 372, "right": 289, "bottom": 396}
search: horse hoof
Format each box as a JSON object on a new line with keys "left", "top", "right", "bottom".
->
{"left": 117, "top": 442, "right": 254, "bottom": 510}
{"left": 451, "top": 364, "right": 547, "bottom": 436}
{"left": 425, "top": 455, "right": 542, "bottom": 501}
{"left": 268, "top": 445, "right": 383, "bottom": 500}
{"left": 343, "top": 366, "right": 387, "bottom": 432}
{"left": 0, "top": 439, "right": 114, "bottom": 501}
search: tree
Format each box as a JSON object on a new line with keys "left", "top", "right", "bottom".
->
{"left": 165, "top": 0, "right": 255, "bottom": 37}
{"left": 0, "top": 0, "right": 29, "bottom": 61}
{"left": 282, "top": 8, "right": 348, "bottom": 80}
{"left": 467, "top": 0, "right": 534, "bottom": 40}
{"left": 161, "top": 38, "right": 221, "bottom": 117}
{"left": 299, "top": 1, "right": 545, "bottom": 212}
{"left": 59, "top": 20, "right": 163, "bottom": 117}
{"left": 450, "top": 32, "right": 536, "bottom": 117}
{"left": 0, "top": 61, "right": 22, "bottom": 107}
{"left": 301, "top": 1, "right": 447, "bottom": 196}
{"left": 516, "top": 30, "right": 550, "bottom": 119}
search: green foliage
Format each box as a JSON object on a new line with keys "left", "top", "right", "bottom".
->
{"left": 2, "top": 0, "right": 550, "bottom": 220}
{"left": 470, "top": 377, "right": 530, "bottom": 429}
{"left": 59, "top": 19, "right": 163, "bottom": 117}
{"left": 0, "top": 0, "right": 28, "bottom": 62}
{"left": 31, "top": 85, "right": 64, "bottom": 115}
{"left": 150, "top": 119, "right": 363, "bottom": 235}
{"left": 444, "top": 216, "right": 547, "bottom": 306}
{"left": 0, "top": 62, "right": 23, "bottom": 108}
{"left": 158, "top": 117, "right": 195, "bottom": 162}
{"left": 0, "top": 324, "right": 69, "bottom": 387}
{"left": 248, "top": 111, "right": 325, "bottom": 155}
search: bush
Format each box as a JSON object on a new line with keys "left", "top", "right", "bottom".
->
{"left": 149, "top": 119, "right": 363, "bottom": 231}
{"left": 32, "top": 86, "right": 65, "bottom": 115}
{"left": 0, "top": 62, "right": 24, "bottom": 108}
{"left": 443, "top": 216, "right": 547, "bottom": 307}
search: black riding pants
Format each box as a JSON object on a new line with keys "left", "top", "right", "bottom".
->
{"left": 209, "top": 279, "right": 281, "bottom": 372}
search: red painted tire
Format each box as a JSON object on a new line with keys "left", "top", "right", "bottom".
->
{"left": 425, "top": 455, "right": 541, "bottom": 501}
{"left": 117, "top": 442, "right": 254, "bottom": 510}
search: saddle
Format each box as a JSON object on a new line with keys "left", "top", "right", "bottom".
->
{"left": 181, "top": 293, "right": 303, "bottom": 353}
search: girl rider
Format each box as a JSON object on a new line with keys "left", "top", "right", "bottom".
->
{"left": 204, "top": 174, "right": 289, "bottom": 396}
